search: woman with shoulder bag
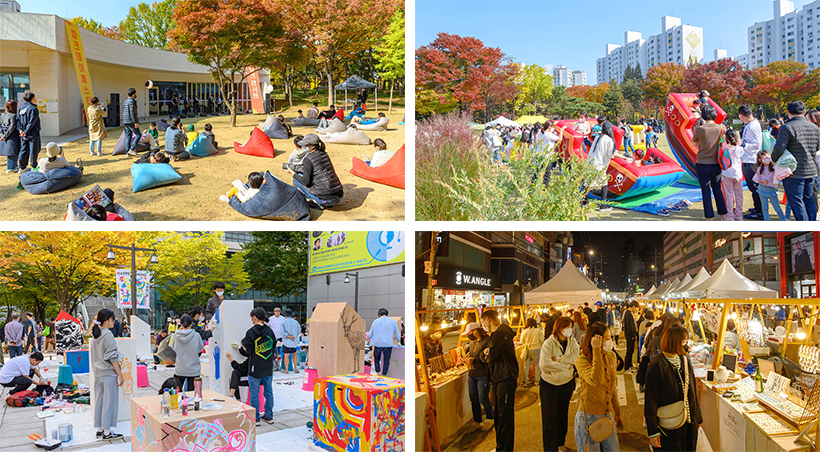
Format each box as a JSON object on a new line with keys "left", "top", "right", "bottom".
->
{"left": 644, "top": 324, "right": 702, "bottom": 452}
{"left": 540, "top": 316, "right": 580, "bottom": 452}
{"left": 574, "top": 322, "right": 622, "bottom": 451}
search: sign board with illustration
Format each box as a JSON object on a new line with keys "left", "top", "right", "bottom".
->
{"left": 309, "top": 231, "right": 405, "bottom": 275}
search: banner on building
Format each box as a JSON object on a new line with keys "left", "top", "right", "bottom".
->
{"left": 116, "top": 269, "right": 151, "bottom": 309}
{"left": 246, "top": 67, "right": 265, "bottom": 114}
{"left": 65, "top": 21, "right": 95, "bottom": 110}
{"left": 309, "top": 231, "right": 405, "bottom": 275}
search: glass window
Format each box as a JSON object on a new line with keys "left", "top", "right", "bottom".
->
{"left": 0, "top": 72, "right": 30, "bottom": 106}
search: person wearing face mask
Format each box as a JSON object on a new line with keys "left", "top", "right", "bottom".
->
{"left": 286, "top": 134, "right": 344, "bottom": 209}
{"left": 204, "top": 282, "right": 229, "bottom": 323}
{"left": 539, "top": 316, "right": 580, "bottom": 452}
{"left": 459, "top": 322, "right": 494, "bottom": 433}
{"left": 479, "top": 310, "right": 518, "bottom": 452}
{"left": 574, "top": 322, "right": 622, "bottom": 451}
{"left": 645, "top": 324, "right": 702, "bottom": 451}
{"left": 520, "top": 318, "right": 545, "bottom": 387}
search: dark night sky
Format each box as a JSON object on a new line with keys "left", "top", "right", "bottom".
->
{"left": 572, "top": 231, "right": 665, "bottom": 292}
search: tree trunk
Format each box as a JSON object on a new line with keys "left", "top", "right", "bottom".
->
{"left": 389, "top": 78, "right": 394, "bottom": 114}
{"left": 326, "top": 68, "right": 334, "bottom": 108}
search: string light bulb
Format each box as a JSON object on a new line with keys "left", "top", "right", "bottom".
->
{"left": 797, "top": 327, "right": 807, "bottom": 340}
{"left": 420, "top": 324, "right": 429, "bottom": 332}
{"left": 460, "top": 319, "right": 467, "bottom": 325}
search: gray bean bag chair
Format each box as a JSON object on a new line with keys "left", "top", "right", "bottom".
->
{"left": 157, "top": 119, "right": 171, "bottom": 132}
{"left": 19, "top": 167, "right": 83, "bottom": 194}
{"left": 228, "top": 171, "right": 310, "bottom": 221}
{"left": 262, "top": 119, "right": 289, "bottom": 139}
{"left": 355, "top": 116, "right": 390, "bottom": 131}
{"left": 319, "top": 127, "right": 372, "bottom": 145}
{"left": 65, "top": 202, "right": 134, "bottom": 221}
{"left": 294, "top": 118, "right": 320, "bottom": 126}
{"left": 112, "top": 129, "right": 150, "bottom": 155}
{"left": 314, "top": 118, "right": 346, "bottom": 134}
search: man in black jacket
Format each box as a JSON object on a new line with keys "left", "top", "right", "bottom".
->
{"left": 623, "top": 301, "right": 639, "bottom": 371}
{"left": 543, "top": 307, "right": 560, "bottom": 338}
{"left": 189, "top": 307, "right": 213, "bottom": 342}
{"left": 772, "top": 100, "right": 820, "bottom": 221}
{"left": 480, "top": 309, "right": 518, "bottom": 452}
{"left": 204, "top": 282, "right": 229, "bottom": 323}
{"left": 239, "top": 308, "right": 276, "bottom": 426}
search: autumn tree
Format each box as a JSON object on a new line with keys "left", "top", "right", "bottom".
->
{"left": 270, "top": 0, "right": 402, "bottom": 107}
{"left": 743, "top": 61, "right": 820, "bottom": 113}
{"left": 642, "top": 62, "right": 685, "bottom": 107}
{"left": 70, "top": 16, "right": 122, "bottom": 40}
{"left": 0, "top": 232, "right": 140, "bottom": 314}
{"left": 482, "top": 61, "right": 520, "bottom": 121}
{"left": 119, "top": 0, "right": 177, "bottom": 50}
{"left": 567, "top": 82, "right": 610, "bottom": 105}
{"left": 516, "top": 64, "right": 553, "bottom": 114}
{"left": 603, "top": 80, "right": 625, "bottom": 117}
{"left": 375, "top": 8, "right": 405, "bottom": 113}
{"left": 682, "top": 59, "right": 746, "bottom": 107}
{"left": 169, "top": 0, "right": 300, "bottom": 127}
{"left": 146, "top": 232, "right": 249, "bottom": 312}
{"left": 416, "top": 33, "right": 504, "bottom": 113}
{"left": 242, "top": 232, "right": 308, "bottom": 298}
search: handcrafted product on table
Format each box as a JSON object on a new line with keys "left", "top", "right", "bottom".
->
{"left": 307, "top": 303, "right": 366, "bottom": 378}
{"left": 130, "top": 389, "right": 255, "bottom": 452}
{"left": 313, "top": 373, "right": 404, "bottom": 452}
{"left": 89, "top": 337, "right": 136, "bottom": 422}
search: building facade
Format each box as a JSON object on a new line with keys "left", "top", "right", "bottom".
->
{"left": 572, "top": 70, "right": 587, "bottom": 86}
{"left": 0, "top": 11, "right": 270, "bottom": 136}
{"left": 491, "top": 231, "right": 546, "bottom": 305}
{"left": 596, "top": 16, "right": 704, "bottom": 83}
{"left": 553, "top": 65, "right": 573, "bottom": 87}
{"left": 745, "top": 0, "right": 820, "bottom": 69}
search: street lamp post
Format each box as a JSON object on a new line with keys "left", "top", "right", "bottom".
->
{"left": 344, "top": 272, "right": 359, "bottom": 312}
{"left": 107, "top": 243, "right": 158, "bottom": 320}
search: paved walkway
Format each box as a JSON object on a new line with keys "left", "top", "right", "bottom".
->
{"left": 0, "top": 351, "right": 313, "bottom": 451}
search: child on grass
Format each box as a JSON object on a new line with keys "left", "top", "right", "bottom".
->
{"left": 721, "top": 129, "right": 744, "bottom": 221}
{"left": 752, "top": 150, "right": 786, "bottom": 221}
{"left": 219, "top": 171, "right": 264, "bottom": 203}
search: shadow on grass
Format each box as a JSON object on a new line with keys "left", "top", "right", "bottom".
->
{"left": 332, "top": 183, "right": 373, "bottom": 212}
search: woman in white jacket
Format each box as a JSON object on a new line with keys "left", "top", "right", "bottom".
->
{"left": 539, "top": 316, "right": 580, "bottom": 452}
{"left": 520, "top": 318, "right": 545, "bottom": 387}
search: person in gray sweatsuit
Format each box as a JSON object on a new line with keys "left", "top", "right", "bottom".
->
{"left": 90, "top": 309, "right": 125, "bottom": 440}
{"left": 171, "top": 314, "right": 204, "bottom": 393}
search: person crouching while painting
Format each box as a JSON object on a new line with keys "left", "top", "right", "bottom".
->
{"left": 90, "top": 309, "right": 125, "bottom": 440}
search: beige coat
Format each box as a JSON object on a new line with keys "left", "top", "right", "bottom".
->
{"left": 87, "top": 105, "right": 107, "bottom": 141}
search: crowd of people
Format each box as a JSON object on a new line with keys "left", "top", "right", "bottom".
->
{"left": 458, "top": 302, "right": 705, "bottom": 452}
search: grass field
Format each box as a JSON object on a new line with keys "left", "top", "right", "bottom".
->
{"left": 591, "top": 133, "right": 784, "bottom": 221}
{"left": 0, "top": 100, "right": 406, "bottom": 221}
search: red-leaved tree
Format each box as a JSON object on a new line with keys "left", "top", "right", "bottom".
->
{"left": 169, "top": 0, "right": 302, "bottom": 127}
{"left": 642, "top": 62, "right": 685, "bottom": 108}
{"left": 681, "top": 59, "right": 746, "bottom": 107}
{"left": 743, "top": 61, "right": 820, "bottom": 114}
{"left": 416, "top": 33, "right": 504, "bottom": 113}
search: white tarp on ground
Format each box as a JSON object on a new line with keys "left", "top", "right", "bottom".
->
{"left": 687, "top": 259, "right": 779, "bottom": 299}
{"left": 525, "top": 261, "right": 601, "bottom": 308}
{"left": 485, "top": 116, "right": 520, "bottom": 128}
{"left": 669, "top": 267, "right": 711, "bottom": 298}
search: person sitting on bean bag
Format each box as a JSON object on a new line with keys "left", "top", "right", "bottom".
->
{"left": 297, "top": 110, "right": 305, "bottom": 119}
{"left": 102, "top": 188, "right": 133, "bottom": 221}
{"left": 202, "top": 123, "right": 218, "bottom": 148}
{"left": 85, "top": 204, "right": 123, "bottom": 221}
{"left": 345, "top": 108, "right": 365, "bottom": 120}
{"left": 37, "top": 142, "right": 68, "bottom": 173}
{"left": 277, "top": 115, "right": 293, "bottom": 138}
{"left": 219, "top": 171, "right": 263, "bottom": 203}
{"left": 366, "top": 138, "right": 396, "bottom": 168}
{"left": 186, "top": 124, "right": 199, "bottom": 144}
{"left": 316, "top": 105, "right": 337, "bottom": 120}
{"left": 144, "top": 122, "right": 160, "bottom": 151}
{"left": 135, "top": 150, "right": 171, "bottom": 164}
{"left": 287, "top": 135, "right": 308, "bottom": 169}
{"left": 164, "top": 117, "right": 190, "bottom": 162}
{"left": 285, "top": 134, "right": 344, "bottom": 209}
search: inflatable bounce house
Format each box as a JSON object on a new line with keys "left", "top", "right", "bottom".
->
{"left": 555, "top": 119, "right": 684, "bottom": 200}
{"left": 664, "top": 93, "right": 728, "bottom": 177}
{"left": 350, "top": 144, "right": 405, "bottom": 189}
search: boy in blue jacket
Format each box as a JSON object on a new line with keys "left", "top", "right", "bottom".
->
{"left": 16, "top": 92, "right": 40, "bottom": 171}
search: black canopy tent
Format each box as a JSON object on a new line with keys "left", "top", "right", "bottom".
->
{"left": 334, "top": 75, "right": 379, "bottom": 112}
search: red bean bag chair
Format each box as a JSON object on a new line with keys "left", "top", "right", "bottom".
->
{"left": 332, "top": 108, "right": 344, "bottom": 121}
{"left": 350, "top": 144, "right": 405, "bottom": 189}
{"left": 234, "top": 127, "right": 275, "bottom": 158}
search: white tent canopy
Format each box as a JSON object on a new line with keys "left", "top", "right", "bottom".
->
{"left": 688, "top": 260, "right": 779, "bottom": 299}
{"left": 485, "top": 116, "right": 520, "bottom": 128}
{"left": 665, "top": 273, "right": 692, "bottom": 298}
{"left": 670, "top": 267, "right": 711, "bottom": 298}
{"left": 643, "top": 285, "right": 657, "bottom": 297}
{"left": 658, "top": 277, "right": 681, "bottom": 297}
{"left": 647, "top": 281, "right": 669, "bottom": 299}
{"left": 525, "top": 261, "right": 601, "bottom": 308}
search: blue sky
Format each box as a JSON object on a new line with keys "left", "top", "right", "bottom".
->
{"left": 417, "top": 0, "right": 807, "bottom": 83}
{"left": 18, "top": 0, "right": 140, "bottom": 26}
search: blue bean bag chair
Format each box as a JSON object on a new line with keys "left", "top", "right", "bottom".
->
{"left": 131, "top": 163, "right": 182, "bottom": 193}
{"left": 187, "top": 133, "right": 218, "bottom": 156}
{"left": 19, "top": 167, "right": 83, "bottom": 194}
{"left": 228, "top": 171, "right": 310, "bottom": 221}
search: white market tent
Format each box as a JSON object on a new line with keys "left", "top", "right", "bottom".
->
{"left": 485, "top": 116, "right": 520, "bottom": 128}
{"left": 525, "top": 261, "right": 601, "bottom": 308}
{"left": 667, "top": 273, "right": 692, "bottom": 297}
{"left": 687, "top": 259, "right": 779, "bottom": 299}
{"left": 648, "top": 281, "right": 669, "bottom": 299}
{"left": 643, "top": 285, "right": 658, "bottom": 297}
{"left": 670, "top": 267, "right": 711, "bottom": 298}
{"left": 658, "top": 277, "right": 681, "bottom": 297}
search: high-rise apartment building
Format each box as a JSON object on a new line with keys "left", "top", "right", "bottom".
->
{"left": 746, "top": 0, "right": 820, "bottom": 69}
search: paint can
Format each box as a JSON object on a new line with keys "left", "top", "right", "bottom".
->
{"left": 58, "top": 423, "right": 73, "bottom": 442}
{"left": 194, "top": 397, "right": 200, "bottom": 411}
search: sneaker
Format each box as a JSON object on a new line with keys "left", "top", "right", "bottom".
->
{"left": 102, "top": 432, "right": 123, "bottom": 440}
{"left": 255, "top": 420, "right": 261, "bottom": 427}
{"left": 219, "top": 195, "right": 229, "bottom": 203}
{"left": 96, "top": 431, "right": 103, "bottom": 438}
{"left": 743, "top": 212, "right": 764, "bottom": 220}
{"left": 480, "top": 420, "right": 494, "bottom": 431}
{"left": 262, "top": 416, "right": 274, "bottom": 424}
{"left": 599, "top": 204, "right": 613, "bottom": 211}
{"left": 90, "top": 150, "right": 95, "bottom": 156}
{"left": 97, "top": 151, "right": 105, "bottom": 156}
{"left": 465, "top": 421, "right": 480, "bottom": 433}
{"left": 127, "top": 150, "right": 138, "bottom": 157}
{"left": 5, "top": 169, "right": 16, "bottom": 174}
